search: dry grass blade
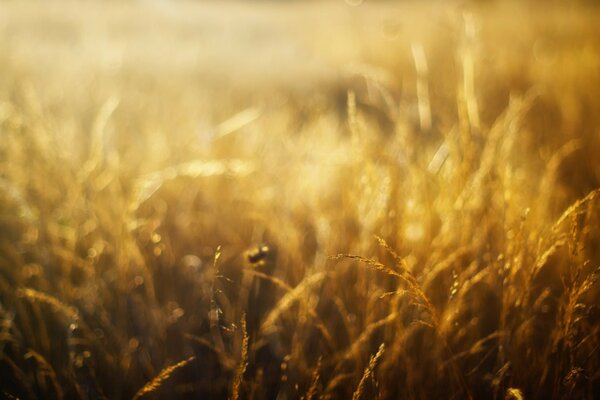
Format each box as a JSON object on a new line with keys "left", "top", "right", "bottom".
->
{"left": 324, "top": 372, "right": 354, "bottom": 395}
{"left": 244, "top": 269, "right": 293, "bottom": 292}
{"left": 538, "top": 140, "right": 582, "bottom": 203}
{"left": 329, "top": 254, "right": 402, "bottom": 278}
{"left": 370, "top": 239, "right": 472, "bottom": 398}
{"left": 443, "top": 332, "right": 505, "bottom": 367}
{"left": 532, "top": 239, "right": 567, "bottom": 278}
{"left": 247, "top": 269, "right": 334, "bottom": 346}
{"left": 303, "top": 356, "right": 322, "bottom": 400}
{"left": 131, "top": 159, "right": 255, "bottom": 209}
{"left": 24, "top": 349, "right": 63, "bottom": 400}
{"left": 352, "top": 343, "right": 385, "bottom": 400}
{"left": 0, "top": 355, "right": 37, "bottom": 399}
{"left": 231, "top": 315, "right": 249, "bottom": 400}
{"left": 259, "top": 272, "right": 326, "bottom": 334}
{"left": 339, "top": 313, "right": 397, "bottom": 364}
{"left": 331, "top": 248, "right": 437, "bottom": 323}
{"left": 217, "top": 107, "right": 262, "bottom": 138}
{"left": 576, "top": 265, "right": 600, "bottom": 297}
{"left": 132, "top": 356, "right": 195, "bottom": 400}
{"left": 16, "top": 288, "right": 79, "bottom": 320}
{"left": 84, "top": 95, "right": 120, "bottom": 175}
{"left": 505, "top": 387, "right": 525, "bottom": 400}
{"left": 374, "top": 236, "right": 433, "bottom": 304}
{"left": 552, "top": 188, "right": 600, "bottom": 231}
{"left": 183, "top": 334, "right": 235, "bottom": 370}
{"left": 411, "top": 43, "right": 432, "bottom": 132}
{"left": 374, "top": 235, "right": 410, "bottom": 272}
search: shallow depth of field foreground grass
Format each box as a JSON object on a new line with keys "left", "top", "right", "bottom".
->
{"left": 1, "top": 1, "right": 600, "bottom": 399}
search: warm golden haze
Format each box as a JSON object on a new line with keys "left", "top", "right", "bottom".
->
{"left": 0, "top": 1, "right": 599, "bottom": 399}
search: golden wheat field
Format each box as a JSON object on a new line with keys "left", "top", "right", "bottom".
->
{"left": 0, "top": 0, "right": 600, "bottom": 399}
